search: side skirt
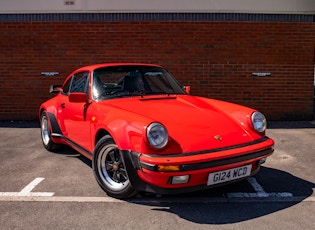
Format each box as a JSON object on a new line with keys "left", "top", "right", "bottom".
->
{"left": 51, "top": 133, "right": 93, "bottom": 159}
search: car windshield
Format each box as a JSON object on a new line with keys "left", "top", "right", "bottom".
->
{"left": 92, "top": 65, "right": 185, "bottom": 100}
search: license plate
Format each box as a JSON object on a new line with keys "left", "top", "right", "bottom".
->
{"left": 207, "top": 165, "right": 252, "bottom": 186}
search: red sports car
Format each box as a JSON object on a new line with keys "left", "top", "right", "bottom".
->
{"left": 39, "top": 63, "right": 274, "bottom": 198}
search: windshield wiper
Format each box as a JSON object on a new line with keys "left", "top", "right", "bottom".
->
{"left": 148, "top": 91, "right": 171, "bottom": 95}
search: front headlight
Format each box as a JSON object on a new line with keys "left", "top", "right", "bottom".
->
{"left": 251, "top": 111, "right": 267, "bottom": 133}
{"left": 146, "top": 122, "right": 168, "bottom": 149}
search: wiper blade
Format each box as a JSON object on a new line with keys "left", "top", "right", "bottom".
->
{"left": 105, "top": 90, "right": 147, "bottom": 98}
{"left": 128, "top": 91, "right": 147, "bottom": 96}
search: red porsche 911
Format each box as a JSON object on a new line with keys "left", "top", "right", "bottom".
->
{"left": 39, "top": 63, "right": 274, "bottom": 198}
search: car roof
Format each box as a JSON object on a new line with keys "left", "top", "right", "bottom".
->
{"left": 76, "top": 63, "right": 163, "bottom": 72}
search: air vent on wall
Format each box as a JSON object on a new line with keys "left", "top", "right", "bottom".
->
{"left": 64, "top": 0, "right": 75, "bottom": 5}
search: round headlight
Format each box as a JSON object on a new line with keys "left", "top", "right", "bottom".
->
{"left": 251, "top": 111, "right": 267, "bottom": 133}
{"left": 146, "top": 122, "right": 168, "bottom": 149}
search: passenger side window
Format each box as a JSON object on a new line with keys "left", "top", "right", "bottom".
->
{"left": 69, "top": 72, "right": 89, "bottom": 94}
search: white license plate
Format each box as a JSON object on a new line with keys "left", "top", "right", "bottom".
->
{"left": 207, "top": 164, "right": 252, "bottom": 186}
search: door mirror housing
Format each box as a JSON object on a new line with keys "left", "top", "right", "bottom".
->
{"left": 183, "top": 86, "right": 191, "bottom": 95}
{"left": 69, "top": 92, "right": 88, "bottom": 103}
{"left": 49, "top": 85, "right": 62, "bottom": 93}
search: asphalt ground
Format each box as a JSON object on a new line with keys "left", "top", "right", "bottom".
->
{"left": 0, "top": 120, "right": 314, "bottom": 229}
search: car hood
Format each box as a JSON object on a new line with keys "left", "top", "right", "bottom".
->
{"left": 100, "top": 95, "right": 258, "bottom": 152}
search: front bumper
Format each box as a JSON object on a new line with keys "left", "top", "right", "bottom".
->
{"left": 121, "top": 137, "right": 274, "bottom": 194}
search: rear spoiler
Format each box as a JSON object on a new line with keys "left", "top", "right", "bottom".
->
{"left": 49, "top": 85, "right": 62, "bottom": 93}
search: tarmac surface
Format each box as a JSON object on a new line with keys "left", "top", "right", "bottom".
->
{"left": 0, "top": 120, "right": 314, "bottom": 229}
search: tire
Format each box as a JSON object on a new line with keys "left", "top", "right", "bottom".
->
{"left": 40, "top": 111, "right": 59, "bottom": 151}
{"left": 93, "top": 135, "right": 137, "bottom": 199}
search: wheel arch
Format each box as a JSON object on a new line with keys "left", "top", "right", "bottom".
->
{"left": 94, "top": 126, "right": 130, "bottom": 151}
{"left": 39, "top": 107, "right": 45, "bottom": 120}
{"left": 39, "top": 105, "right": 64, "bottom": 137}
{"left": 94, "top": 128, "right": 111, "bottom": 147}
{"left": 93, "top": 121, "right": 144, "bottom": 152}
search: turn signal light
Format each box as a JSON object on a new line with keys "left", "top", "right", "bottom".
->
{"left": 157, "top": 165, "right": 180, "bottom": 172}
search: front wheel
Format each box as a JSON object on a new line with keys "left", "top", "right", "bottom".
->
{"left": 92, "top": 135, "right": 137, "bottom": 199}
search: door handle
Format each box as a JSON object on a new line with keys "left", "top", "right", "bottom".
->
{"left": 61, "top": 103, "right": 66, "bottom": 108}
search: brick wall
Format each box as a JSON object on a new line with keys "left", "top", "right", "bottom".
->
{"left": 0, "top": 14, "right": 314, "bottom": 120}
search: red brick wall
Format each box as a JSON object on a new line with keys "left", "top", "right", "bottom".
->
{"left": 0, "top": 21, "right": 314, "bottom": 120}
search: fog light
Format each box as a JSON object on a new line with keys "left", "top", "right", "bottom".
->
{"left": 171, "top": 175, "right": 190, "bottom": 184}
{"left": 157, "top": 165, "right": 180, "bottom": 172}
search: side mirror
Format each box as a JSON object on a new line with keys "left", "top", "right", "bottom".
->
{"left": 49, "top": 85, "right": 62, "bottom": 93}
{"left": 69, "top": 92, "right": 88, "bottom": 103}
{"left": 183, "top": 86, "right": 191, "bottom": 95}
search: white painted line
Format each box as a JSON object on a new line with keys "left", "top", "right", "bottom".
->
{"left": 0, "top": 177, "right": 300, "bottom": 202}
{"left": 0, "top": 177, "right": 54, "bottom": 197}
{"left": 247, "top": 177, "right": 269, "bottom": 197}
{"left": 0, "top": 196, "right": 123, "bottom": 203}
{"left": 268, "top": 192, "right": 293, "bottom": 198}
{"left": 0, "top": 192, "right": 54, "bottom": 197}
{"left": 0, "top": 195, "right": 314, "bottom": 203}
{"left": 227, "top": 192, "right": 293, "bottom": 198}
{"left": 228, "top": 193, "right": 261, "bottom": 198}
{"left": 227, "top": 177, "right": 293, "bottom": 198}
{"left": 18, "top": 177, "right": 45, "bottom": 196}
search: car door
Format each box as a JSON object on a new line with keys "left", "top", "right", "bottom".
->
{"left": 55, "top": 74, "right": 71, "bottom": 137}
{"left": 61, "top": 71, "right": 92, "bottom": 153}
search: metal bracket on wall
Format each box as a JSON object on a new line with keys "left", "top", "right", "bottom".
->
{"left": 252, "top": 72, "right": 271, "bottom": 77}
{"left": 41, "top": 72, "right": 60, "bottom": 77}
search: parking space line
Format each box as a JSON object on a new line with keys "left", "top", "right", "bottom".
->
{"left": 247, "top": 177, "right": 269, "bottom": 197}
{"left": 0, "top": 195, "right": 314, "bottom": 203}
{"left": 227, "top": 177, "right": 293, "bottom": 198}
{"left": 0, "top": 177, "right": 304, "bottom": 202}
{"left": 0, "top": 192, "right": 55, "bottom": 197}
{"left": 19, "top": 178, "right": 46, "bottom": 196}
{"left": 0, "top": 177, "right": 54, "bottom": 197}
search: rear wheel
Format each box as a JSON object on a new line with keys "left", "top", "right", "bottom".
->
{"left": 40, "top": 111, "right": 59, "bottom": 151}
{"left": 93, "top": 135, "right": 137, "bottom": 198}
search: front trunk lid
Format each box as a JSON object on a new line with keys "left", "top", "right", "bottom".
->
{"left": 103, "top": 95, "right": 256, "bottom": 153}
